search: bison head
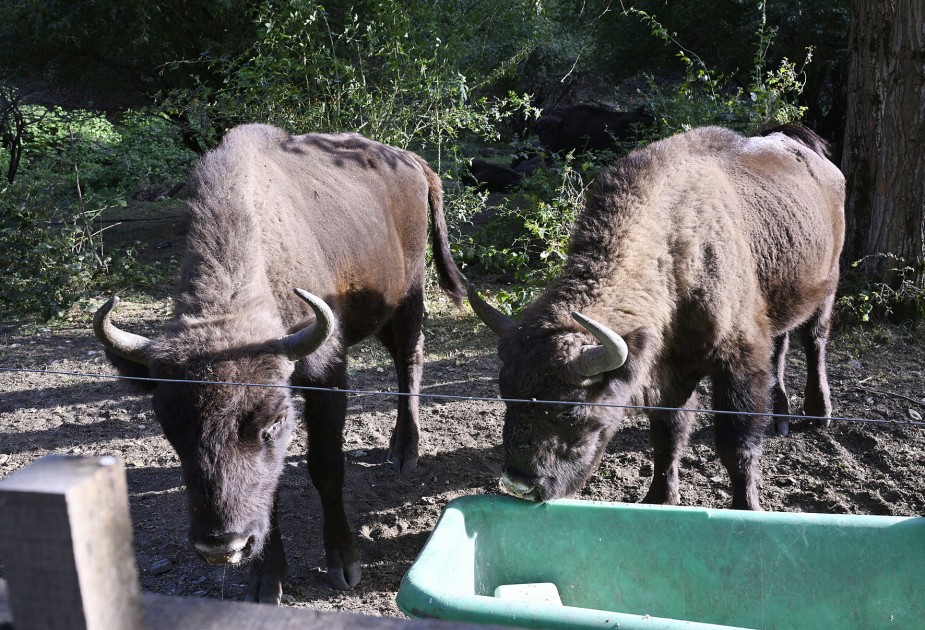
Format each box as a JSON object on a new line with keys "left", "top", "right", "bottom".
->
{"left": 93, "top": 289, "right": 334, "bottom": 566}
{"left": 469, "top": 284, "right": 651, "bottom": 501}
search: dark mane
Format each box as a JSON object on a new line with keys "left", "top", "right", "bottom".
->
{"left": 758, "top": 123, "right": 831, "bottom": 159}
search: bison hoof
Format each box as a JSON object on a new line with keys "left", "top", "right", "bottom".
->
{"left": 327, "top": 559, "right": 362, "bottom": 590}
{"left": 247, "top": 570, "right": 284, "bottom": 605}
{"left": 774, "top": 419, "right": 790, "bottom": 436}
{"left": 815, "top": 417, "right": 833, "bottom": 429}
{"left": 386, "top": 448, "right": 419, "bottom": 473}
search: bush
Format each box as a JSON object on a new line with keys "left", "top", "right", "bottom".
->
{"left": 837, "top": 255, "right": 925, "bottom": 324}
{"left": 451, "top": 151, "right": 593, "bottom": 314}
{"left": 450, "top": 2, "right": 818, "bottom": 315}
{"left": 628, "top": 3, "right": 812, "bottom": 135}
{"left": 0, "top": 107, "right": 192, "bottom": 319}
{"left": 160, "top": 0, "right": 536, "bottom": 160}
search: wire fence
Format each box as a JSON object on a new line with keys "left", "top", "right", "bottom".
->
{"left": 3, "top": 365, "right": 924, "bottom": 428}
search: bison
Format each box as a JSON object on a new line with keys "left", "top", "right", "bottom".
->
{"left": 93, "top": 124, "right": 465, "bottom": 601}
{"left": 460, "top": 158, "right": 524, "bottom": 193}
{"left": 468, "top": 124, "right": 844, "bottom": 510}
{"left": 534, "top": 104, "right": 654, "bottom": 154}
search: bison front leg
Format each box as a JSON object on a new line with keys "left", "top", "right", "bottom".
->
{"left": 377, "top": 289, "right": 425, "bottom": 473}
{"left": 642, "top": 385, "right": 698, "bottom": 505}
{"left": 800, "top": 294, "right": 834, "bottom": 427}
{"left": 712, "top": 362, "right": 770, "bottom": 511}
{"left": 304, "top": 367, "right": 362, "bottom": 590}
{"left": 246, "top": 495, "right": 288, "bottom": 604}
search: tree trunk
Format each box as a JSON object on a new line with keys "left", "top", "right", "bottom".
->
{"left": 841, "top": 0, "right": 925, "bottom": 289}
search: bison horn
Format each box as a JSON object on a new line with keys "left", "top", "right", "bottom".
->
{"left": 467, "top": 283, "right": 516, "bottom": 336}
{"left": 93, "top": 295, "right": 153, "bottom": 365}
{"left": 570, "top": 311, "right": 629, "bottom": 376}
{"left": 280, "top": 289, "right": 335, "bottom": 360}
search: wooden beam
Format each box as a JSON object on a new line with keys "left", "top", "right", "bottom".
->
{"left": 0, "top": 456, "right": 516, "bottom": 630}
{"left": 141, "top": 592, "right": 509, "bottom": 629}
{"left": 0, "top": 455, "right": 141, "bottom": 630}
{"left": 0, "top": 579, "right": 13, "bottom": 630}
{"left": 0, "top": 584, "right": 511, "bottom": 630}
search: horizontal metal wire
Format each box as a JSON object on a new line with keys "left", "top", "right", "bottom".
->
{"left": 1, "top": 365, "right": 923, "bottom": 428}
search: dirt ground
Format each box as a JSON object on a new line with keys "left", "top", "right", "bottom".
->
{"left": 1, "top": 203, "right": 924, "bottom": 619}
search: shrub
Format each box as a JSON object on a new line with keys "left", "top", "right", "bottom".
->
{"left": 160, "top": 0, "right": 535, "bottom": 161}
{"left": 451, "top": 151, "right": 593, "bottom": 314}
{"left": 627, "top": 2, "right": 811, "bottom": 135}
{"left": 0, "top": 107, "right": 192, "bottom": 319}
{"left": 837, "top": 255, "right": 925, "bottom": 324}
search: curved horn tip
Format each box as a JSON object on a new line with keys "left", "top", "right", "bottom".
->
{"left": 96, "top": 294, "right": 119, "bottom": 314}
{"left": 466, "top": 282, "right": 517, "bottom": 336}
{"left": 92, "top": 295, "right": 119, "bottom": 330}
{"left": 293, "top": 287, "right": 326, "bottom": 308}
{"left": 92, "top": 294, "right": 152, "bottom": 365}
{"left": 570, "top": 310, "right": 630, "bottom": 376}
{"left": 283, "top": 288, "right": 336, "bottom": 361}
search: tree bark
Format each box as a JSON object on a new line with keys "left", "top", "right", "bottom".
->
{"left": 841, "top": 0, "right": 925, "bottom": 288}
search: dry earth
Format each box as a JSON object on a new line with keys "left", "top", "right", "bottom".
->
{"left": 1, "top": 204, "right": 924, "bottom": 619}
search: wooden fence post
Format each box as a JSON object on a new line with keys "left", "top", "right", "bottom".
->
{"left": 0, "top": 454, "right": 141, "bottom": 630}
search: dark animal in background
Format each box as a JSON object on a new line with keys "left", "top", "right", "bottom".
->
{"left": 534, "top": 104, "right": 654, "bottom": 154}
{"left": 460, "top": 158, "right": 524, "bottom": 193}
{"left": 469, "top": 124, "right": 844, "bottom": 510}
{"left": 460, "top": 152, "right": 554, "bottom": 193}
{"left": 94, "top": 124, "right": 465, "bottom": 601}
{"left": 510, "top": 152, "right": 552, "bottom": 176}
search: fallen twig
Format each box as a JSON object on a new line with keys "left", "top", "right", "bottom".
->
{"left": 852, "top": 385, "right": 925, "bottom": 409}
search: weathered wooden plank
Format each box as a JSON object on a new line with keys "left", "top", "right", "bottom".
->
{"left": 0, "top": 583, "right": 514, "bottom": 630}
{"left": 0, "top": 456, "right": 519, "bottom": 630}
{"left": 0, "top": 455, "right": 141, "bottom": 630}
{"left": 0, "top": 579, "right": 13, "bottom": 630}
{"left": 141, "top": 593, "right": 511, "bottom": 630}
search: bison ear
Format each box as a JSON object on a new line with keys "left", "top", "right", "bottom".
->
{"left": 102, "top": 350, "right": 156, "bottom": 392}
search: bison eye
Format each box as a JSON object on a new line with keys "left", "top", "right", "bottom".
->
{"left": 261, "top": 412, "right": 287, "bottom": 444}
{"left": 555, "top": 410, "right": 584, "bottom": 426}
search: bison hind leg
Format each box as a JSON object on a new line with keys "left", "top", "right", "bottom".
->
{"left": 800, "top": 294, "right": 835, "bottom": 427}
{"left": 377, "top": 287, "right": 426, "bottom": 473}
{"left": 771, "top": 333, "right": 791, "bottom": 436}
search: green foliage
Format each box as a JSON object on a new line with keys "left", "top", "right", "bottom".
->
{"left": 451, "top": 152, "right": 592, "bottom": 313}
{"left": 0, "top": 0, "right": 853, "bottom": 323}
{"left": 448, "top": 2, "right": 819, "bottom": 314}
{"left": 0, "top": 108, "right": 191, "bottom": 319}
{"left": 162, "top": 0, "right": 536, "bottom": 158}
{"left": 837, "top": 255, "right": 925, "bottom": 324}
{"left": 0, "top": 1, "right": 257, "bottom": 106}
{"left": 626, "top": 3, "right": 811, "bottom": 135}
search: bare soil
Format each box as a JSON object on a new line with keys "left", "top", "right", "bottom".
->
{"left": 1, "top": 202, "right": 924, "bottom": 618}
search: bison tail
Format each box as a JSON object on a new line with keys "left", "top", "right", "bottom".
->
{"left": 758, "top": 123, "right": 831, "bottom": 160}
{"left": 415, "top": 155, "right": 466, "bottom": 306}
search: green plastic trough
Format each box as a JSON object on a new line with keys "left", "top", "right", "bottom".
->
{"left": 396, "top": 494, "right": 925, "bottom": 629}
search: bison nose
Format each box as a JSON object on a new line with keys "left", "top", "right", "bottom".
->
{"left": 500, "top": 472, "right": 541, "bottom": 502}
{"left": 191, "top": 532, "right": 255, "bottom": 565}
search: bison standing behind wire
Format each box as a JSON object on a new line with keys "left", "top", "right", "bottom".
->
{"left": 469, "top": 124, "right": 844, "bottom": 509}
{"left": 93, "top": 124, "right": 465, "bottom": 602}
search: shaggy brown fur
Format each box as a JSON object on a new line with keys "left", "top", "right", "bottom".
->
{"left": 98, "top": 124, "right": 464, "bottom": 600}
{"left": 475, "top": 125, "right": 844, "bottom": 509}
